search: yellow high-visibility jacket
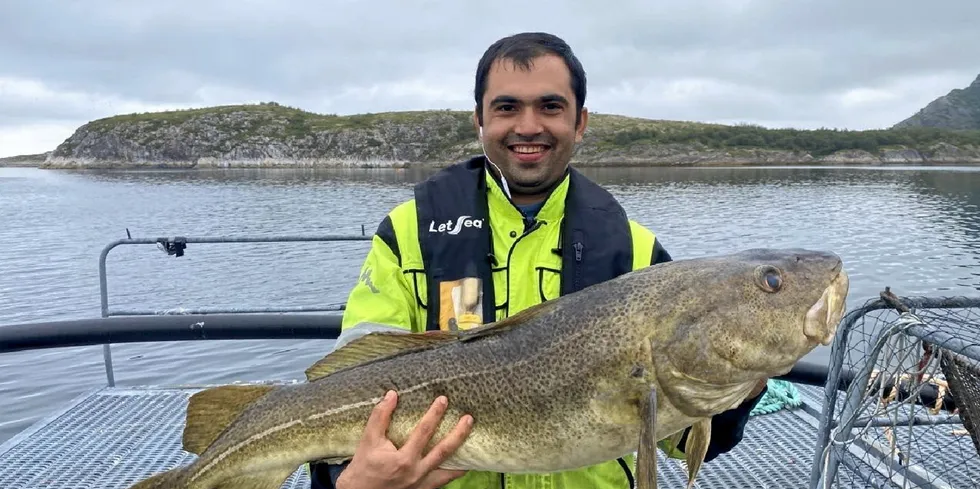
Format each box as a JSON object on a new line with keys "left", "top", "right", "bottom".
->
{"left": 310, "top": 156, "right": 762, "bottom": 489}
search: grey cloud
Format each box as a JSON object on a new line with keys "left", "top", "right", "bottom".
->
{"left": 0, "top": 0, "right": 493, "bottom": 102}
{"left": 580, "top": 0, "right": 980, "bottom": 95}
{"left": 1, "top": 0, "right": 979, "bottom": 152}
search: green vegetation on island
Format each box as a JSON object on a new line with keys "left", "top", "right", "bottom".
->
{"left": 28, "top": 76, "right": 980, "bottom": 169}
{"left": 0, "top": 152, "right": 50, "bottom": 167}
{"left": 594, "top": 119, "right": 980, "bottom": 158}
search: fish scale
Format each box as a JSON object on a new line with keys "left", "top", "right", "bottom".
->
{"left": 126, "top": 248, "right": 849, "bottom": 489}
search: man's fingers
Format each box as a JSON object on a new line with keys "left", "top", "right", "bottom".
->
{"left": 402, "top": 395, "right": 448, "bottom": 455}
{"left": 362, "top": 390, "right": 397, "bottom": 442}
{"left": 421, "top": 414, "right": 474, "bottom": 472}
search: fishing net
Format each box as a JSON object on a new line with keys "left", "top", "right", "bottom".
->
{"left": 941, "top": 349, "right": 980, "bottom": 456}
{"left": 811, "top": 289, "right": 980, "bottom": 489}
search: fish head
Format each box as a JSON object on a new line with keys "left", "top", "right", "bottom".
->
{"left": 651, "top": 248, "right": 848, "bottom": 415}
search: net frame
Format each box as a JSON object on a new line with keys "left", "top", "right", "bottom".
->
{"left": 810, "top": 289, "right": 980, "bottom": 489}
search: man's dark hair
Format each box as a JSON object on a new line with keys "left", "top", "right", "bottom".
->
{"left": 474, "top": 32, "right": 587, "bottom": 127}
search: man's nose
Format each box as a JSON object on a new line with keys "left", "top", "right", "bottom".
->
{"left": 514, "top": 110, "right": 544, "bottom": 136}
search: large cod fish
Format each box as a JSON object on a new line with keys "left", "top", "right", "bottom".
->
{"left": 128, "top": 248, "right": 849, "bottom": 489}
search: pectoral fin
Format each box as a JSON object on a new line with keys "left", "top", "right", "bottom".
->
{"left": 684, "top": 418, "right": 712, "bottom": 489}
{"left": 636, "top": 387, "right": 658, "bottom": 489}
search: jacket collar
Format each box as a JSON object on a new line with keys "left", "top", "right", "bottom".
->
{"left": 482, "top": 158, "right": 570, "bottom": 225}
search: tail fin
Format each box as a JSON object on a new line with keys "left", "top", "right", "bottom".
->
{"left": 127, "top": 466, "right": 186, "bottom": 489}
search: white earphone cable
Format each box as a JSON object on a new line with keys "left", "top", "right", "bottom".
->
{"left": 479, "top": 126, "right": 512, "bottom": 199}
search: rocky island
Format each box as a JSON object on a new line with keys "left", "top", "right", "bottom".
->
{"left": 15, "top": 74, "right": 980, "bottom": 169}
{"left": 0, "top": 152, "right": 49, "bottom": 167}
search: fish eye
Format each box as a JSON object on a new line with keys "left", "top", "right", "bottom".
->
{"left": 756, "top": 265, "right": 783, "bottom": 293}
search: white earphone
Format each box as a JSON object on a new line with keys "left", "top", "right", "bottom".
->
{"left": 479, "top": 126, "right": 512, "bottom": 199}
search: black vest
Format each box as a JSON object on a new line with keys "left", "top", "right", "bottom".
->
{"left": 414, "top": 156, "right": 635, "bottom": 331}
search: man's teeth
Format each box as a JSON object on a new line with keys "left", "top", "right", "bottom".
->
{"left": 511, "top": 145, "right": 546, "bottom": 154}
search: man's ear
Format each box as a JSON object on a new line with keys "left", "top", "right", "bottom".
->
{"left": 575, "top": 107, "right": 589, "bottom": 143}
{"left": 472, "top": 110, "right": 482, "bottom": 140}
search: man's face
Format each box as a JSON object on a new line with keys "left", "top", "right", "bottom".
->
{"left": 475, "top": 54, "right": 588, "bottom": 201}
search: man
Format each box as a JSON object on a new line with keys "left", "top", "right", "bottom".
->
{"left": 310, "top": 32, "right": 768, "bottom": 489}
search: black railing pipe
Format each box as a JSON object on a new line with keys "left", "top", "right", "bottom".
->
{"left": 0, "top": 313, "right": 344, "bottom": 354}
{"left": 775, "top": 359, "right": 857, "bottom": 391}
{"left": 0, "top": 313, "right": 853, "bottom": 390}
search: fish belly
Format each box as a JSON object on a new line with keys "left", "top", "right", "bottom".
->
{"left": 433, "top": 390, "right": 704, "bottom": 474}
{"left": 442, "top": 418, "right": 641, "bottom": 473}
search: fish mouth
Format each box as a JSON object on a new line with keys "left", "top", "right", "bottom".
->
{"left": 803, "top": 267, "right": 849, "bottom": 346}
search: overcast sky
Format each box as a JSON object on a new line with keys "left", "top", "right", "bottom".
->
{"left": 2, "top": 0, "right": 978, "bottom": 157}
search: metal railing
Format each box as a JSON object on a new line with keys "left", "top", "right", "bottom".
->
{"left": 94, "top": 232, "right": 373, "bottom": 386}
{"left": 1, "top": 230, "right": 854, "bottom": 393}
{"left": 3, "top": 230, "right": 978, "bottom": 489}
{"left": 0, "top": 313, "right": 349, "bottom": 353}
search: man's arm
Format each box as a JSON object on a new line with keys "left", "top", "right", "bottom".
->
{"left": 649, "top": 237, "right": 768, "bottom": 462}
{"left": 340, "top": 216, "right": 419, "bottom": 332}
{"left": 651, "top": 238, "right": 672, "bottom": 265}
{"left": 310, "top": 216, "right": 420, "bottom": 489}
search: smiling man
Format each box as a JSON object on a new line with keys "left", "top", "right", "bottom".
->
{"left": 474, "top": 48, "right": 585, "bottom": 204}
{"left": 310, "top": 32, "right": 768, "bottom": 489}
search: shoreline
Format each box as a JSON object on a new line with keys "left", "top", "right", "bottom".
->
{"left": 0, "top": 162, "right": 43, "bottom": 168}
{"left": 18, "top": 103, "right": 980, "bottom": 171}
{"left": 16, "top": 156, "right": 980, "bottom": 170}
{"left": 8, "top": 161, "right": 980, "bottom": 170}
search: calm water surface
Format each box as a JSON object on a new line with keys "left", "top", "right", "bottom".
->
{"left": 1, "top": 164, "right": 979, "bottom": 443}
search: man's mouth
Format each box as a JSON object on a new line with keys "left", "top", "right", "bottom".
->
{"left": 508, "top": 144, "right": 551, "bottom": 163}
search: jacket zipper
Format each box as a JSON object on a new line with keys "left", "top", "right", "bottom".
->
{"left": 503, "top": 220, "right": 543, "bottom": 317}
{"left": 501, "top": 235, "right": 626, "bottom": 488}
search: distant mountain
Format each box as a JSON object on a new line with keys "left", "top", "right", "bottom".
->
{"left": 893, "top": 74, "right": 980, "bottom": 130}
{"left": 35, "top": 102, "right": 980, "bottom": 169}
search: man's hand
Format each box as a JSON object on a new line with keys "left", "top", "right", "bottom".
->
{"left": 749, "top": 378, "right": 768, "bottom": 399}
{"left": 336, "top": 390, "right": 474, "bottom": 489}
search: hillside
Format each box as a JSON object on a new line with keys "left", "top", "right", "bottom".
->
{"left": 0, "top": 152, "right": 50, "bottom": 167}
{"left": 40, "top": 102, "right": 980, "bottom": 169}
{"left": 893, "top": 74, "right": 980, "bottom": 130}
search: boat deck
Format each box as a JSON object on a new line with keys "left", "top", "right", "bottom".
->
{"left": 4, "top": 237, "right": 978, "bottom": 488}
{"left": 0, "top": 382, "right": 927, "bottom": 489}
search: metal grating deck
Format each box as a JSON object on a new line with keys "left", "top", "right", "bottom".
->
{"left": 853, "top": 405, "right": 980, "bottom": 487}
{"left": 0, "top": 384, "right": 898, "bottom": 488}
{"left": 816, "top": 394, "right": 980, "bottom": 488}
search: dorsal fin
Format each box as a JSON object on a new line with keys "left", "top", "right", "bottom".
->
{"left": 458, "top": 297, "right": 560, "bottom": 342}
{"left": 182, "top": 384, "right": 275, "bottom": 454}
{"left": 304, "top": 298, "right": 561, "bottom": 382}
{"left": 304, "top": 330, "right": 458, "bottom": 381}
